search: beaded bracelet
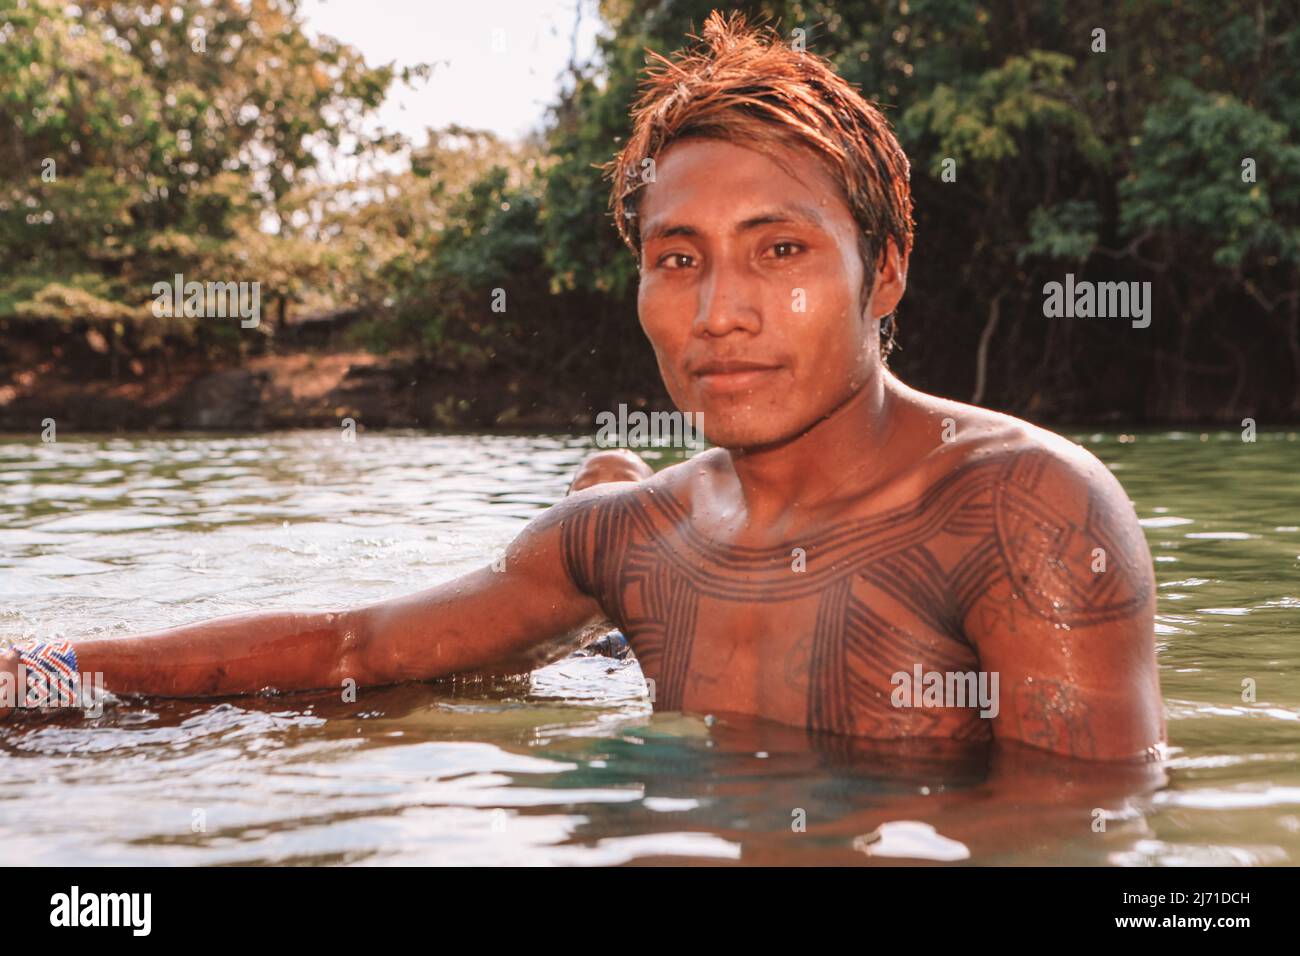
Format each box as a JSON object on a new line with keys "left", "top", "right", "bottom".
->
{"left": 12, "top": 640, "right": 80, "bottom": 709}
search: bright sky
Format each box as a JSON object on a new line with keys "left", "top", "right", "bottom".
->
{"left": 300, "top": 0, "right": 604, "bottom": 149}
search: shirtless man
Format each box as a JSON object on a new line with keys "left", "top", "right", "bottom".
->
{"left": 0, "top": 13, "right": 1164, "bottom": 762}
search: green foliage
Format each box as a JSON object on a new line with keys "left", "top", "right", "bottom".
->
{"left": 384, "top": 163, "right": 548, "bottom": 368}
{"left": 0, "top": 0, "right": 406, "bottom": 350}
{"left": 1, "top": 0, "right": 1297, "bottom": 419}
{"left": 1120, "top": 81, "right": 1300, "bottom": 269}
{"left": 904, "top": 51, "right": 1106, "bottom": 168}
{"left": 1020, "top": 201, "right": 1102, "bottom": 264}
{"left": 13, "top": 284, "right": 140, "bottom": 322}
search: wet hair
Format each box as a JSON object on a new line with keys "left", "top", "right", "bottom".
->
{"left": 604, "top": 10, "right": 915, "bottom": 358}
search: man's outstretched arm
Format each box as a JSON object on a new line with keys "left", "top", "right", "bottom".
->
{"left": 0, "top": 488, "right": 618, "bottom": 714}
{"left": 964, "top": 442, "right": 1165, "bottom": 761}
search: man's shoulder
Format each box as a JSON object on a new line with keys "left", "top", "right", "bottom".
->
{"left": 920, "top": 400, "right": 1155, "bottom": 628}
{"left": 538, "top": 453, "right": 697, "bottom": 539}
{"left": 899, "top": 393, "right": 1150, "bottom": 583}
{"left": 916, "top": 395, "right": 1124, "bottom": 505}
{"left": 534, "top": 452, "right": 716, "bottom": 605}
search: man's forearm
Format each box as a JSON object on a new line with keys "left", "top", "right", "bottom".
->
{"left": 68, "top": 608, "right": 358, "bottom": 699}
{"left": 3, "top": 493, "right": 611, "bottom": 714}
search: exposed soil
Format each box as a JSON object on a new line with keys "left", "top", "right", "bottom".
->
{"left": 0, "top": 333, "right": 616, "bottom": 434}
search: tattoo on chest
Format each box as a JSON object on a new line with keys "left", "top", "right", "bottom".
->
{"left": 560, "top": 451, "right": 1149, "bottom": 742}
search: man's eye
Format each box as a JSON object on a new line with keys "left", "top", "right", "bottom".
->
{"left": 769, "top": 241, "right": 806, "bottom": 259}
{"left": 658, "top": 253, "right": 695, "bottom": 270}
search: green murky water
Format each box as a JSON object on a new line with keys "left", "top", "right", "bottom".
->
{"left": 0, "top": 429, "right": 1296, "bottom": 864}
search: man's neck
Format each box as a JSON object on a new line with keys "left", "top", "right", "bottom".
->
{"left": 724, "top": 367, "right": 905, "bottom": 529}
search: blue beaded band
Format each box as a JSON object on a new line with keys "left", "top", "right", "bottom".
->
{"left": 12, "top": 640, "right": 80, "bottom": 708}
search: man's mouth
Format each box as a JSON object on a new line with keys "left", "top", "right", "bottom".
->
{"left": 690, "top": 359, "right": 784, "bottom": 393}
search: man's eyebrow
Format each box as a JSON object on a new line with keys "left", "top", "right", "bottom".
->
{"left": 641, "top": 202, "right": 827, "bottom": 244}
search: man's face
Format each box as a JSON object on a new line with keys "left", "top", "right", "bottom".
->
{"left": 636, "top": 137, "right": 903, "bottom": 450}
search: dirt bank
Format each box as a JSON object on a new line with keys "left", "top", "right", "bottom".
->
{"left": 0, "top": 339, "right": 623, "bottom": 434}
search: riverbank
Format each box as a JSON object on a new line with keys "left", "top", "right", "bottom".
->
{"left": 1, "top": 332, "right": 1293, "bottom": 433}
{"left": 0, "top": 344, "right": 622, "bottom": 434}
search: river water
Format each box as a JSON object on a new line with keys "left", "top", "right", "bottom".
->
{"left": 0, "top": 429, "right": 1297, "bottom": 865}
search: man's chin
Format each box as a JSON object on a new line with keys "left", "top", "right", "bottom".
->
{"left": 699, "top": 415, "right": 807, "bottom": 453}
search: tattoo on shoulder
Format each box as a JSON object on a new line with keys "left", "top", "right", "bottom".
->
{"left": 987, "top": 450, "right": 1153, "bottom": 629}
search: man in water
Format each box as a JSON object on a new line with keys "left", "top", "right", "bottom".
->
{"left": 1, "top": 13, "right": 1163, "bottom": 761}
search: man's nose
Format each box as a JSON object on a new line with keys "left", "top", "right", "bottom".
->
{"left": 693, "top": 255, "right": 762, "bottom": 337}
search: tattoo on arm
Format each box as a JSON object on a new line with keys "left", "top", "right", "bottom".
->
{"left": 1013, "top": 680, "right": 1098, "bottom": 759}
{"left": 986, "top": 450, "right": 1153, "bottom": 628}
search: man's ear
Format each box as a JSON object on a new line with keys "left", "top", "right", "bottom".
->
{"left": 869, "top": 239, "right": 909, "bottom": 321}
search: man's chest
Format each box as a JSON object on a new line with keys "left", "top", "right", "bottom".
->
{"left": 565, "top": 464, "right": 1017, "bottom": 739}
{"left": 612, "top": 536, "right": 994, "bottom": 739}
